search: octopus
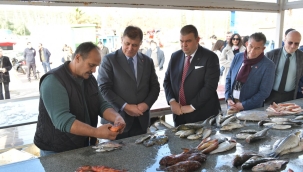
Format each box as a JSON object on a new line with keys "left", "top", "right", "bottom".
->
{"left": 75, "top": 165, "right": 127, "bottom": 172}
{"left": 109, "top": 123, "right": 125, "bottom": 132}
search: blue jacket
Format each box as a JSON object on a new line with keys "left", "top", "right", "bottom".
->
{"left": 225, "top": 52, "right": 275, "bottom": 110}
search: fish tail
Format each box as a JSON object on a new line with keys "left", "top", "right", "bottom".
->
{"left": 267, "top": 152, "right": 278, "bottom": 158}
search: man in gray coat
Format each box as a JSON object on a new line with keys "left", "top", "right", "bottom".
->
{"left": 24, "top": 42, "right": 37, "bottom": 81}
{"left": 265, "top": 30, "right": 303, "bottom": 105}
{"left": 98, "top": 26, "right": 160, "bottom": 139}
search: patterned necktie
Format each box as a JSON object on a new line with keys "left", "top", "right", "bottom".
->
{"left": 128, "top": 58, "right": 135, "bottom": 77}
{"left": 179, "top": 56, "right": 192, "bottom": 106}
{"left": 278, "top": 53, "right": 291, "bottom": 93}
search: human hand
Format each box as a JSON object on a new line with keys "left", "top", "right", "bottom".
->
{"left": 227, "top": 99, "right": 235, "bottom": 106}
{"left": 170, "top": 101, "right": 182, "bottom": 115}
{"left": 234, "top": 102, "right": 244, "bottom": 111}
{"left": 113, "top": 116, "right": 126, "bottom": 134}
{"left": 137, "top": 102, "right": 149, "bottom": 113}
{"left": 124, "top": 104, "right": 143, "bottom": 117}
{"left": 181, "top": 105, "right": 194, "bottom": 114}
{"left": 95, "top": 123, "right": 119, "bottom": 140}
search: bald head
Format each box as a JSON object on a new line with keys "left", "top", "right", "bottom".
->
{"left": 284, "top": 30, "right": 301, "bottom": 53}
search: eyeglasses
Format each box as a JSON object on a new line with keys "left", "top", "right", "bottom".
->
{"left": 287, "top": 41, "right": 299, "bottom": 46}
{"left": 232, "top": 38, "right": 240, "bottom": 41}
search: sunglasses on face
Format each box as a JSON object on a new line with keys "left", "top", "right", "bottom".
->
{"left": 287, "top": 41, "right": 299, "bottom": 46}
{"left": 232, "top": 38, "right": 240, "bottom": 41}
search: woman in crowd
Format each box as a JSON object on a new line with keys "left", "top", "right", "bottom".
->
{"left": 212, "top": 40, "right": 224, "bottom": 58}
{"left": 219, "top": 33, "right": 246, "bottom": 85}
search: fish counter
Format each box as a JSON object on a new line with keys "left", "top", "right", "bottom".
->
{"left": 1, "top": 99, "right": 303, "bottom": 172}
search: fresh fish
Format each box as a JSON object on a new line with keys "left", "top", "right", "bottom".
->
{"left": 270, "top": 117, "right": 289, "bottom": 123}
{"left": 159, "top": 152, "right": 207, "bottom": 166}
{"left": 240, "top": 129, "right": 258, "bottom": 134}
{"left": 195, "top": 127, "right": 204, "bottom": 135}
{"left": 201, "top": 115, "right": 216, "bottom": 127}
{"left": 236, "top": 133, "right": 251, "bottom": 139}
{"left": 135, "top": 134, "right": 152, "bottom": 144}
{"left": 232, "top": 153, "right": 257, "bottom": 167}
{"left": 159, "top": 119, "right": 174, "bottom": 129}
{"left": 220, "top": 122, "right": 244, "bottom": 131}
{"left": 92, "top": 141, "right": 123, "bottom": 149}
{"left": 251, "top": 160, "right": 289, "bottom": 171}
{"left": 236, "top": 111, "right": 268, "bottom": 121}
{"left": 263, "top": 122, "right": 276, "bottom": 126}
{"left": 280, "top": 139, "right": 303, "bottom": 155}
{"left": 158, "top": 160, "right": 202, "bottom": 172}
{"left": 276, "top": 121, "right": 302, "bottom": 126}
{"left": 175, "top": 130, "right": 186, "bottom": 136}
{"left": 246, "top": 128, "right": 270, "bottom": 143}
{"left": 271, "top": 124, "right": 292, "bottom": 130}
{"left": 201, "top": 140, "right": 219, "bottom": 154}
{"left": 272, "top": 139, "right": 283, "bottom": 150}
{"left": 95, "top": 146, "right": 121, "bottom": 152}
{"left": 216, "top": 112, "right": 222, "bottom": 127}
{"left": 241, "top": 156, "right": 277, "bottom": 169}
{"left": 196, "top": 137, "right": 211, "bottom": 150}
{"left": 258, "top": 120, "right": 271, "bottom": 126}
{"left": 294, "top": 115, "right": 303, "bottom": 120}
{"left": 221, "top": 116, "right": 236, "bottom": 127}
{"left": 268, "top": 131, "right": 301, "bottom": 157}
{"left": 220, "top": 114, "right": 234, "bottom": 123}
{"left": 209, "top": 139, "right": 237, "bottom": 154}
{"left": 177, "top": 123, "right": 204, "bottom": 131}
{"left": 196, "top": 139, "right": 218, "bottom": 151}
{"left": 202, "top": 128, "right": 212, "bottom": 139}
{"left": 187, "top": 134, "right": 202, "bottom": 140}
{"left": 179, "top": 129, "right": 195, "bottom": 138}
{"left": 143, "top": 135, "right": 169, "bottom": 147}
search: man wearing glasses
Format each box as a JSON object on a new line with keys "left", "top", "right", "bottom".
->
{"left": 265, "top": 30, "right": 303, "bottom": 105}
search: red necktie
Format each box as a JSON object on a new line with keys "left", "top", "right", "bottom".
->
{"left": 179, "top": 56, "right": 192, "bottom": 106}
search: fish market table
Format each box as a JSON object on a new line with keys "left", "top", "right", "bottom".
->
{"left": 0, "top": 99, "right": 303, "bottom": 172}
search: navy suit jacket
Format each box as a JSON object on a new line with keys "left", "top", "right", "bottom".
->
{"left": 225, "top": 53, "right": 275, "bottom": 110}
{"left": 98, "top": 48, "right": 160, "bottom": 132}
{"left": 164, "top": 45, "right": 221, "bottom": 125}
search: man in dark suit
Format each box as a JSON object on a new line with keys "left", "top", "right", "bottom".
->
{"left": 163, "top": 25, "right": 221, "bottom": 126}
{"left": 98, "top": 26, "right": 160, "bottom": 139}
{"left": 265, "top": 30, "right": 303, "bottom": 105}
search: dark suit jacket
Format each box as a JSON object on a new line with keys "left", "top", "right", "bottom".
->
{"left": 266, "top": 48, "right": 303, "bottom": 99}
{"left": 163, "top": 45, "right": 221, "bottom": 126}
{"left": 0, "top": 56, "right": 12, "bottom": 83}
{"left": 98, "top": 48, "right": 160, "bottom": 132}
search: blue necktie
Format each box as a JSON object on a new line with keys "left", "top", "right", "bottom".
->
{"left": 128, "top": 58, "right": 135, "bottom": 77}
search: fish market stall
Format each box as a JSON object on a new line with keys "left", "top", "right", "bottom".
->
{"left": 0, "top": 99, "right": 303, "bottom": 171}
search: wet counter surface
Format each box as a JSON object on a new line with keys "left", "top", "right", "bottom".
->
{"left": 1, "top": 99, "right": 303, "bottom": 172}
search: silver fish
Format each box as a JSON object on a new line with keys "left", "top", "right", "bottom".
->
{"left": 240, "top": 129, "right": 258, "bottom": 134}
{"left": 236, "top": 111, "right": 268, "bottom": 121}
{"left": 143, "top": 135, "right": 169, "bottom": 147}
{"left": 187, "top": 134, "right": 202, "bottom": 140}
{"left": 270, "top": 117, "right": 289, "bottom": 123}
{"left": 95, "top": 146, "right": 120, "bottom": 152}
{"left": 294, "top": 115, "right": 303, "bottom": 120}
{"left": 268, "top": 131, "right": 301, "bottom": 157}
{"left": 221, "top": 116, "right": 236, "bottom": 127}
{"left": 272, "top": 139, "right": 283, "bottom": 150}
{"left": 175, "top": 130, "right": 186, "bottom": 136}
{"left": 216, "top": 112, "right": 222, "bottom": 127}
{"left": 92, "top": 141, "right": 123, "bottom": 149}
{"left": 251, "top": 160, "right": 289, "bottom": 171}
{"left": 271, "top": 124, "right": 292, "bottom": 130}
{"left": 209, "top": 139, "right": 237, "bottom": 154}
{"left": 280, "top": 139, "right": 303, "bottom": 155}
{"left": 220, "top": 122, "right": 244, "bottom": 131}
{"left": 202, "top": 128, "right": 212, "bottom": 139}
{"left": 135, "top": 134, "right": 152, "bottom": 144}
{"left": 177, "top": 123, "right": 204, "bottom": 131}
{"left": 246, "top": 128, "right": 270, "bottom": 143}
{"left": 236, "top": 133, "right": 251, "bottom": 139}
{"left": 179, "top": 129, "right": 195, "bottom": 138}
{"left": 195, "top": 127, "right": 204, "bottom": 135}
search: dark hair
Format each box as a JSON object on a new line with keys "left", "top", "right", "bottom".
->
{"left": 210, "top": 35, "right": 217, "bottom": 39}
{"left": 180, "top": 25, "right": 198, "bottom": 38}
{"left": 229, "top": 33, "right": 242, "bottom": 47}
{"left": 98, "top": 41, "right": 103, "bottom": 45}
{"left": 242, "top": 36, "right": 249, "bottom": 47}
{"left": 226, "top": 31, "right": 232, "bottom": 35}
{"left": 212, "top": 40, "right": 224, "bottom": 51}
{"left": 285, "top": 28, "right": 295, "bottom": 36}
{"left": 123, "top": 26, "right": 143, "bottom": 41}
{"left": 249, "top": 32, "right": 267, "bottom": 45}
{"left": 74, "top": 42, "right": 99, "bottom": 60}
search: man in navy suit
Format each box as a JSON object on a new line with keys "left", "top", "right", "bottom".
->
{"left": 163, "top": 25, "right": 221, "bottom": 126}
{"left": 225, "top": 32, "right": 275, "bottom": 113}
{"left": 98, "top": 26, "right": 160, "bottom": 139}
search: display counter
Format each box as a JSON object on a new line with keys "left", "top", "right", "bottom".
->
{"left": 0, "top": 99, "right": 302, "bottom": 171}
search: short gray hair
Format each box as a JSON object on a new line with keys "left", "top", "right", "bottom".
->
{"left": 73, "top": 42, "right": 99, "bottom": 60}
